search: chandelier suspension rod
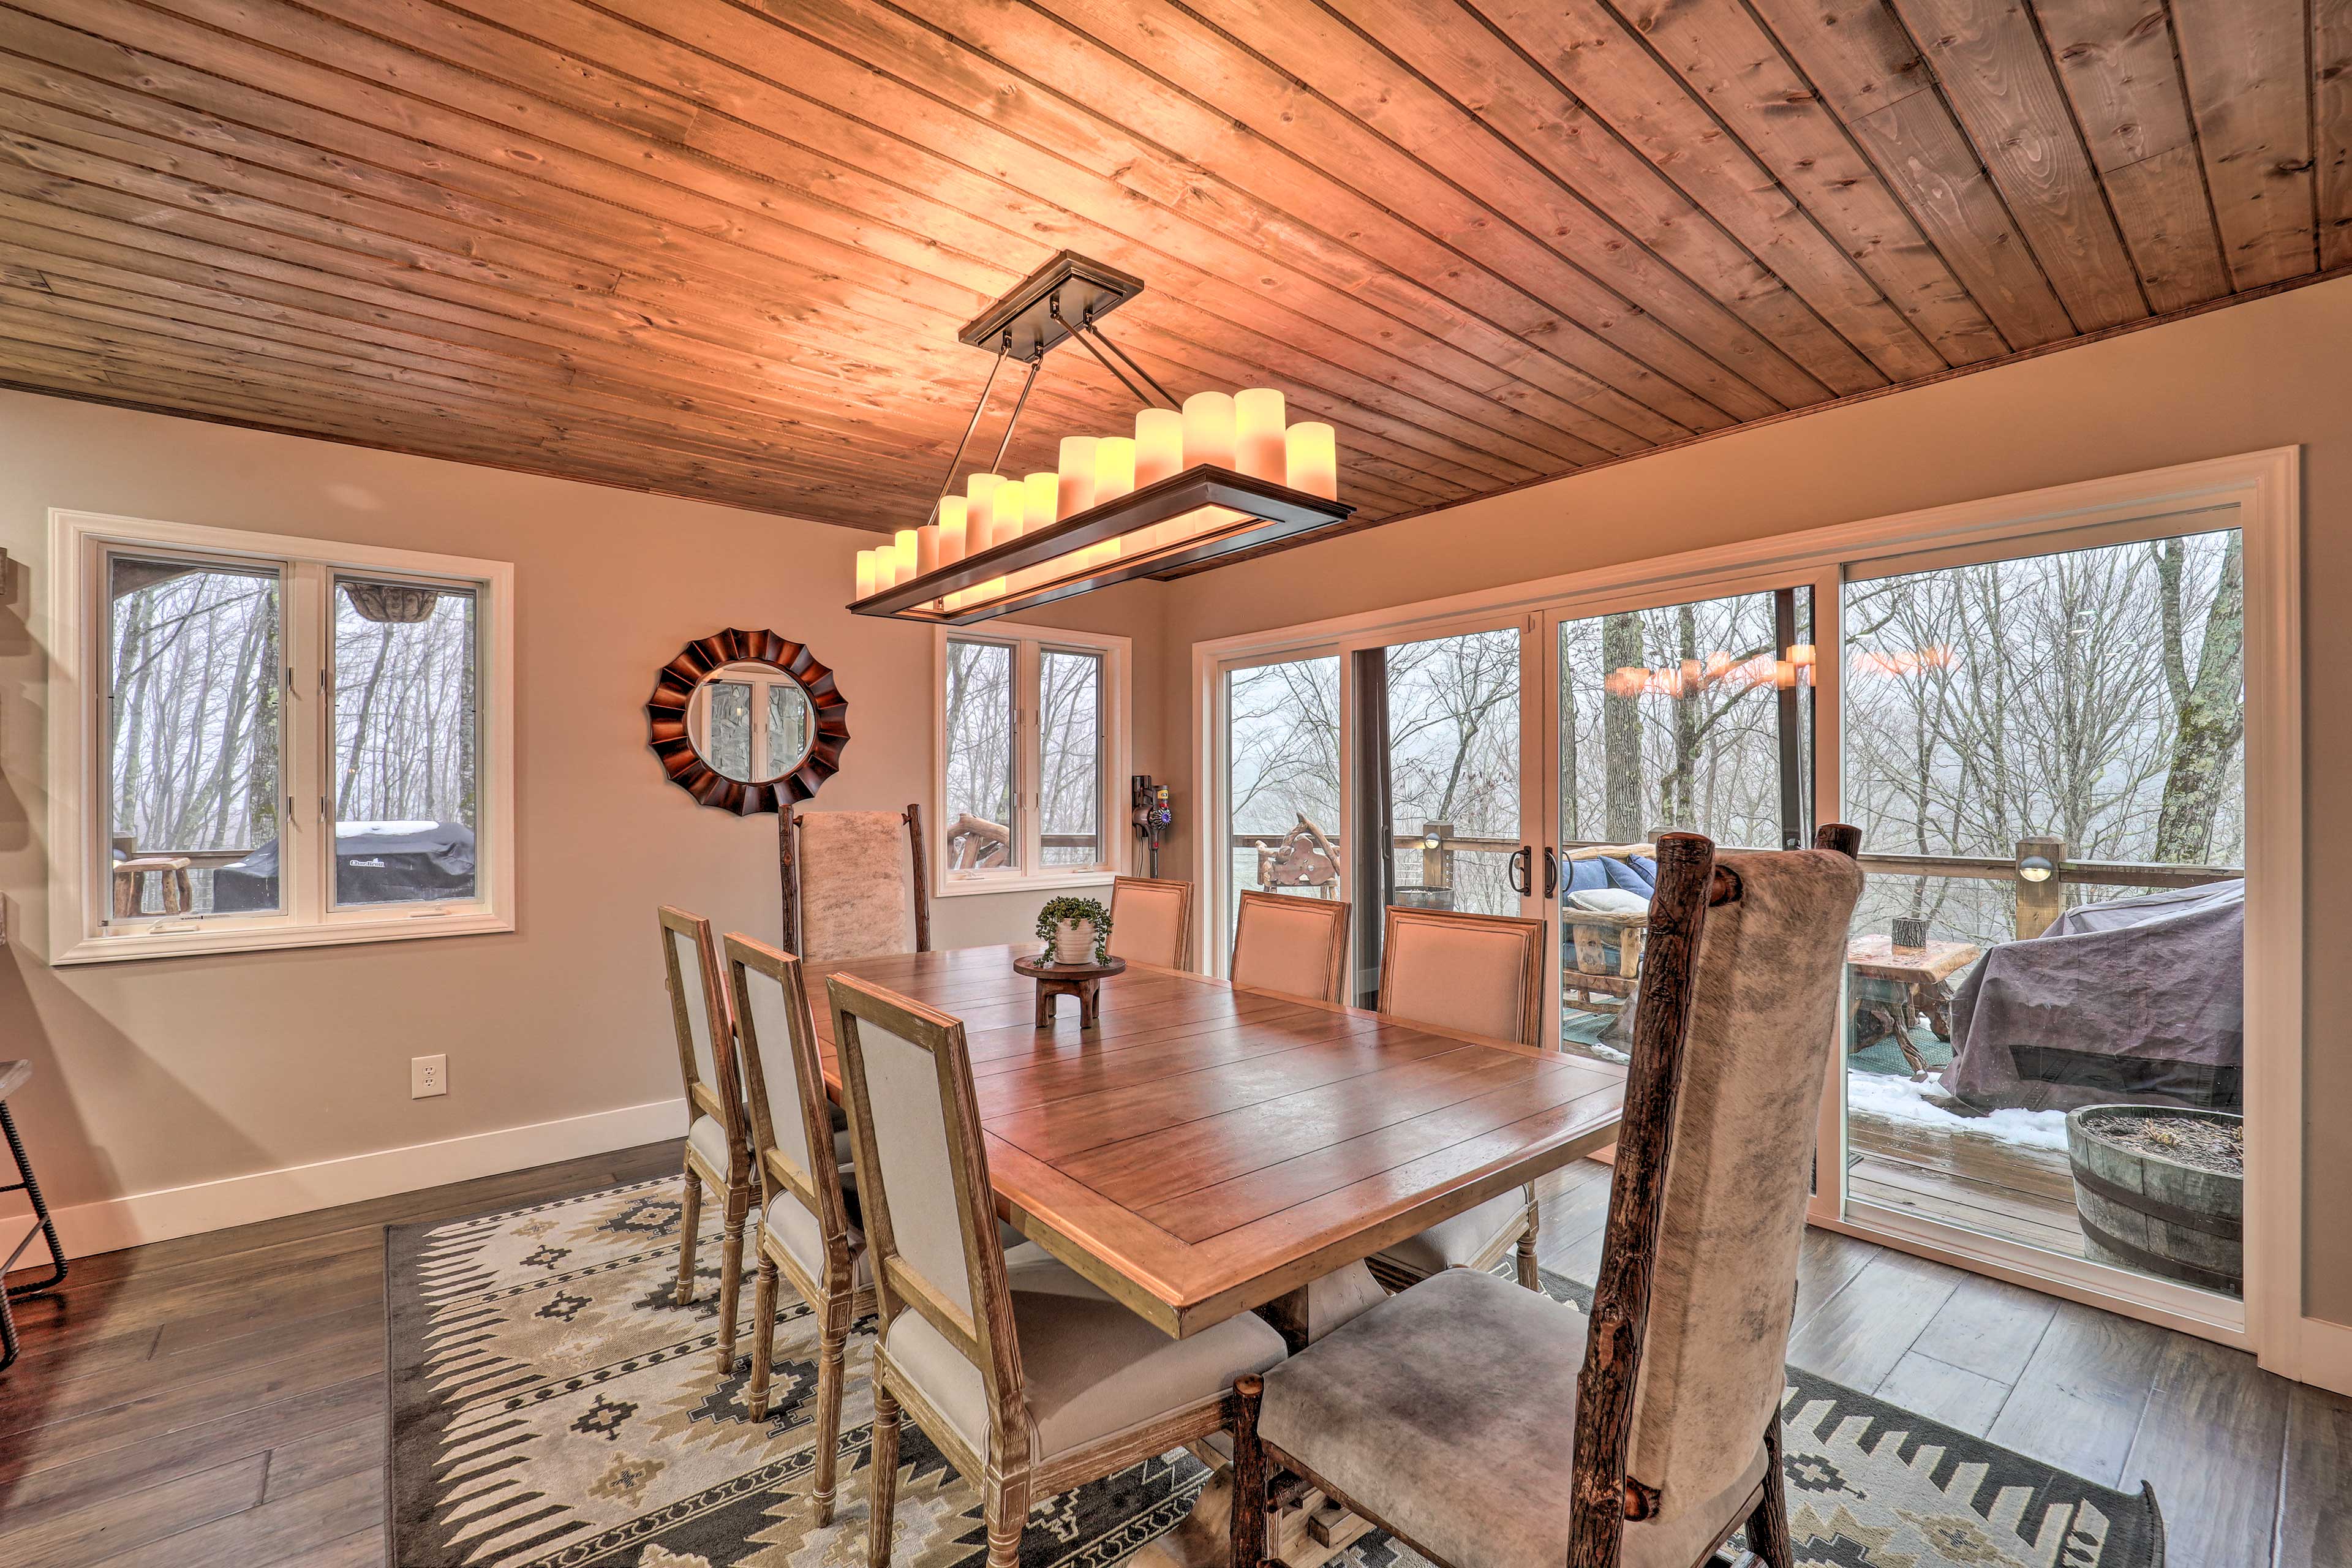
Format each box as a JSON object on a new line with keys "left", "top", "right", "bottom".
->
{"left": 929, "top": 331, "right": 1012, "bottom": 520}
{"left": 1080, "top": 318, "right": 1177, "bottom": 409}
{"left": 987, "top": 345, "right": 1047, "bottom": 477}
{"left": 1052, "top": 297, "right": 1167, "bottom": 410}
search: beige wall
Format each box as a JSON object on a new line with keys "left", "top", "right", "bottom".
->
{"left": 0, "top": 391, "right": 1166, "bottom": 1240}
{"left": 1156, "top": 275, "right": 2352, "bottom": 1325}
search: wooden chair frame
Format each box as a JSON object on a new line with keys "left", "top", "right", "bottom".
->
{"left": 658, "top": 906, "right": 754, "bottom": 1374}
{"left": 1231, "top": 825, "right": 1864, "bottom": 1568}
{"left": 1229, "top": 889, "right": 1351, "bottom": 1004}
{"left": 725, "top": 935, "right": 873, "bottom": 1523}
{"left": 1368, "top": 905, "right": 1547, "bottom": 1294}
{"left": 1109, "top": 875, "right": 1196, "bottom": 969}
{"left": 780, "top": 802, "right": 932, "bottom": 959}
{"left": 829, "top": 974, "right": 1246, "bottom": 1568}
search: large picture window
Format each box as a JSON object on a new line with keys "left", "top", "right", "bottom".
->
{"left": 51, "top": 511, "right": 513, "bottom": 961}
{"left": 937, "top": 626, "right": 1127, "bottom": 891}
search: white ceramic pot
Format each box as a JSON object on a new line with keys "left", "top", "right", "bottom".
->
{"left": 1052, "top": 919, "right": 1098, "bottom": 964}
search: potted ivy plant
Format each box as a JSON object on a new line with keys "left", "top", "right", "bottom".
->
{"left": 1036, "top": 895, "right": 1112, "bottom": 965}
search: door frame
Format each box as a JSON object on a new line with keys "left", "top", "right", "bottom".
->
{"left": 1189, "top": 448, "right": 2309, "bottom": 1379}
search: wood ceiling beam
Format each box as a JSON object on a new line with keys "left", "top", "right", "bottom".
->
{"left": 1744, "top": 0, "right": 2079, "bottom": 349}
{"left": 2029, "top": 0, "right": 2231, "bottom": 314}
{"left": 2320, "top": 0, "right": 2352, "bottom": 270}
{"left": 2169, "top": 0, "right": 2320, "bottom": 288}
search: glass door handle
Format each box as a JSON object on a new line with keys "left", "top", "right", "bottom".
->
{"left": 1507, "top": 845, "right": 1532, "bottom": 896}
{"left": 1543, "top": 847, "right": 1558, "bottom": 899}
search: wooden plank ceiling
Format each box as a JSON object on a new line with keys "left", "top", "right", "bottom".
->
{"left": 0, "top": 0, "right": 2343, "bottom": 540}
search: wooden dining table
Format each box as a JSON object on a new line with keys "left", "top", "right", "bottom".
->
{"left": 802, "top": 942, "right": 1627, "bottom": 1566}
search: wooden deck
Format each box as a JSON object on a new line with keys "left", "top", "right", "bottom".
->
{"left": 1847, "top": 1104, "right": 2093, "bottom": 1261}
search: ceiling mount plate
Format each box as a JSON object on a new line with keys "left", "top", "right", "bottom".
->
{"left": 958, "top": 251, "right": 1145, "bottom": 360}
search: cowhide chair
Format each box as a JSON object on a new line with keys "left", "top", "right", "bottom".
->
{"left": 1228, "top": 889, "right": 1350, "bottom": 1003}
{"left": 658, "top": 906, "right": 754, "bottom": 1373}
{"left": 829, "top": 973, "right": 1288, "bottom": 1568}
{"left": 1108, "top": 875, "right": 1196, "bottom": 970}
{"left": 1366, "top": 906, "right": 1548, "bottom": 1294}
{"left": 782, "top": 804, "right": 930, "bottom": 962}
{"left": 1232, "top": 827, "right": 1864, "bottom": 1568}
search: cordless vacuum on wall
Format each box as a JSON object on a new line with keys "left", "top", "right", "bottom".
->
{"left": 1132, "top": 775, "right": 1172, "bottom": 878}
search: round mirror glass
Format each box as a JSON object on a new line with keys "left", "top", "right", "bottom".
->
{"left": 687, "top": 660, "right": 815, "bottom": 783}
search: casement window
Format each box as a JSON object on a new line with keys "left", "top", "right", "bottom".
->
{"left": 48, "top": 510, "right": 514, "bottom": 962}
{"left": 935, "top": 625, "right": 1129, "bottom": 894}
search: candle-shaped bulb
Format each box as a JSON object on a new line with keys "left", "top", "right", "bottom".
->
{"left": 893, "top": 528, "right": 919, "bottom": 586}
{"left": 937, "top": 496, "right": 968, "bottom": 564}
{"left": 1235, "top": 388, "right": 1287, "bottom": 481}
{"left": 966, "top": 472, "right": 1002, "bottom": 550}
{"left": 1135, "top": 408, "right": 1183, "bottom": 486}
{"left": 1058, "top": 436, "right": 1099, "bottom": 518}
{"left": 1095, "top": 436, "right": 1136, "bottom": 503}
{"left": 1285, "top": 421, "right": 1338, "bottom": 500}
{"left": 990, "top": 477, "right": 1025, "bottom": 547}
{"left": 855, "top": 549, "right": 877, "bottom": 600}
{"left": 1024, "top": 471, "right": 1060, "bottom": 533}
{"left": 915, "top": 524, "right": 941, "bottom": 577}
{"left": 1182, "top": 390, "right": 1236, "bottom": 472}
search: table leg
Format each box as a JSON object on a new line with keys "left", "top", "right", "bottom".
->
{"left": 1137, "top": 1264, "right": 1389, "bottom": 1568}
{"left": 1035, "top": 983, "right": 1054, "bottom": 1030}
{"left": 1078, "top": 978, "right": 1101, "bottom": 1030}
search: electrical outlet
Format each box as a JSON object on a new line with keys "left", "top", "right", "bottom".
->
{"left": 411, "top": 1054, "right": 447, "bottom": 1099}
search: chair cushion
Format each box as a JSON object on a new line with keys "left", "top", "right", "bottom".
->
{"left": 1602, "top": 856, "right": 1655, "bottom": 896}
{"left": 764, "top": 1180, "right": 870, "bottom": 1291}
{"left": 1258, "top": 1268, "right": 1766, "bottom": 1568}
{"left": 1568, "top": 888, "right": 1649, "bottom": 916}
{"left": 1372, "top": 1188, "right": 1531, "bottom": 1277}
{"left": 883, "top": 1251, "right": 1286, "bottom": 1464}
{"left": 687, "top": 1113, "right": 735, "bottom": 1178}
{"left": 1566, "top": 856, "right": 1611, "bottom": 893}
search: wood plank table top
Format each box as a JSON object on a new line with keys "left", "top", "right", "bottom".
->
{"left": 804, "top": 944, "right": 1626, "bottom": 1338}
{"left": 1845, "top": 934, "right": 1981, "bottom": 984}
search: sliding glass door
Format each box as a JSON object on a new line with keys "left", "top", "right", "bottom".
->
{"left": 1545, "top": 587, "right": 1814, "bottom": 1061}
{"left": 1834, "top": 520, "right": 2249, "bottom": 1310}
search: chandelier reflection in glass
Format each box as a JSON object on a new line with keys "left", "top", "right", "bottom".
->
{"left": 850, "top": 253, "right": 1351, "bottom": 625}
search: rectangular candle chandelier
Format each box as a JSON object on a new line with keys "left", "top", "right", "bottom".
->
{"left": 850, "top": 252, "right": 1352, "bottom": 624}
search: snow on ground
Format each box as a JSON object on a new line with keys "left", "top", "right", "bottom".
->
{"left": 1844, "top": 1069, "right": 2072, "bottom": 1153}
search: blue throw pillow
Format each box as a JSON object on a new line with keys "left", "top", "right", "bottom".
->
{"left": 1566, "top": 856, "right": 1610, "bottom": 893}
{"left": 1630, "top": 854, "right": 1659, "bottom": 889}
{"left": 1602, "top": 856, "right": 1653, "bottom": 896}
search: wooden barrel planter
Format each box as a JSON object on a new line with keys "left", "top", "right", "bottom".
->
{"left": 2065, "top": 1105, "right": 2242, "bottom": 1295}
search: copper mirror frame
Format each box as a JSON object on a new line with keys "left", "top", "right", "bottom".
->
{"left": 645, "top": 628, "right": 850, "bottom": 814}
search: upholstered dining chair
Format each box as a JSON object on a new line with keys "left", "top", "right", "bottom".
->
{"left": 658, "top": 906, "right": 755, "bottom": 1374}
{"left": 1231, "top": 827, "right": 1864, "bottom": 1568}
{"left": 1108, "top": 875, "right": 1195, "bottom": 970}
{"left": 827, "top": 973, "right": 1288, "bottom": 1568}
{"left": 1366, "top": 907, "right": 1547, "bottom": 1294}
{"left": 1227, "top": 889, "right": 1350, "bottom": 1003}
{"left": 723, "top": 935, "right": 869, "bottom": 1522}
{"left": 782, "top": 804, "right": 931, "bottom": 962}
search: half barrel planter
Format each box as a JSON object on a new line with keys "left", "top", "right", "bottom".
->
{"left": 2064, "top": 1105, "right": 2242, "bottom": 1295}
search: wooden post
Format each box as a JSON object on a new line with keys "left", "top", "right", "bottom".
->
{"left": 2014, "top": 835, "right": 2065, "bottom": 940}
{"left": 1421, "top": 821, "right": 1452, "bottom": 892}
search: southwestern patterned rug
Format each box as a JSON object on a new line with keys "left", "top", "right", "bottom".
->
{"left": 386, "top": 1175, "right": 2163, "bottom": 1568}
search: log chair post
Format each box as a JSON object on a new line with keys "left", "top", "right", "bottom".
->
{"left": 1566, "top": 831, "right": 1721, "bottom": 1568}
{"left": 1229, "top": 1374, "right": 1268, "bottom": 1568}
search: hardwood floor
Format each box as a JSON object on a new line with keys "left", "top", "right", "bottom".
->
{"left": 1, "top": 1142, "right": 2341, "bottom": 1567}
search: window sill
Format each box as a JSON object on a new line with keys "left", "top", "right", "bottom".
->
{"left": 933, "top": 869, "right": 1115, "bottom": 900}
{"left": 50, "top": 908, "right": 514, "bottom": 965}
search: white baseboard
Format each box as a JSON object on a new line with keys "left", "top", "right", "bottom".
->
{"left": 43, "top": 1096, "right": 689, "bottom": 1262}
{"left": 2291, "top": 1313, "right": 2352, "bottom": 1398}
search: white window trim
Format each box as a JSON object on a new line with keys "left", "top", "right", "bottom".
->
{"left": 1188, "top": 448, "right": 2314, "bottom": 1385}
{"left": 932, "top": 623, "right": 1130, "bottom": 899}
{"left": 46, "top": 508, "right": 516, "bottom": 963}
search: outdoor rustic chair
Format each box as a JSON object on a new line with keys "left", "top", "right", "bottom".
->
{"left": 1366, "top": 906, "right": 1547, "bottom": 1294}
{"left": 1228, "top": 889, "right": 1351, "bottom": 1003}
{"left": 829, "top": 973, "right": 1287, "bottom": 1568}
{"left": 1108, "top": 875, "right": 1196, "bottom": 970}
{"left": 1232, "top": 826, "right": 1864, "bottom": 1568}
{"left": 782, "top": 804, "right": 932, "bottom": 962}
{"left": 658, "top": 905, "right": 754, "bottom": 1374}
{"left": 723, "top": 934, "right": 867, "bottom": 1518}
